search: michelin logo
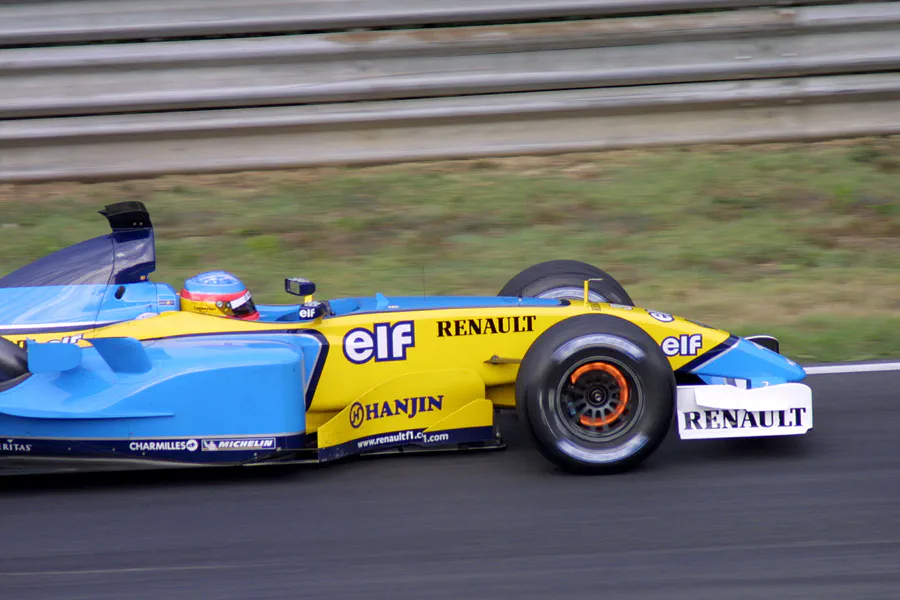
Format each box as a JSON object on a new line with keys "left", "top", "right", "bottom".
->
{"left": 201, "top": 438, "right": 277, "bottom": 451}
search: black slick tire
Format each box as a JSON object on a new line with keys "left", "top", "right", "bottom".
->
{"left": 516, "top": 314, "right": 674, "bottom": 474}
{"left": 498, "top": 260, "right": 633, "bottom": 305}
{"left": 0, "top": 337, "right": 27, "bottom": 382}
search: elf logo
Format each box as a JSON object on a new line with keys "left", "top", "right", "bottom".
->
{"left": 47, "top": 334, "right": 84, "bottom": 345}
{"left": 15, "top": 333, "right": 83, "bottom": 348}
{"left": 661, "top": 334, "right": 702, "bottom": 357}
{"left": 344, "top": 321, "right": 415, "bottom": 364}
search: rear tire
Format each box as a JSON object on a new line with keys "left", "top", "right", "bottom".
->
{"left": 516, "top": 314, "right": 674, "bottom": 474}
{"left": 0, "top": 338, "right": 27, "bottom": 383}
{"left": 498, "top": 260, "right": 633, "bottom": 306}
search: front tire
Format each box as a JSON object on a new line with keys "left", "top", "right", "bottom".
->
{"left": 516, "top": 314, "right": 674, "bottom": 474}
{"left": 498, "top": 260, "right": 633, "bottom": 306}
{"left": 0, "top": 338, "right": 27, "bottom": 383}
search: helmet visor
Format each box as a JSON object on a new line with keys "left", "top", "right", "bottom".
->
{"left": 227, "top": 290, "right": 257, "bottom": 318}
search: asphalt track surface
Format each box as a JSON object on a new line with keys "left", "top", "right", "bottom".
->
{"left": 2, "top": 368, "right": 899, "bottom": 600}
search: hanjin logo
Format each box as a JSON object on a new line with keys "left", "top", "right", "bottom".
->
{"left": 349, "top": 402, "right": 366, "bottom": 428}
{"left": 349, "top": 396, "right": 444, "bottom": 429}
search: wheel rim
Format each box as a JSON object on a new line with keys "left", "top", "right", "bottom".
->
{"left": 536, "top": 286, "right": 607, "bottom": 303}
{"left": 555, "top": 358, "right": 643, "bottom": 442}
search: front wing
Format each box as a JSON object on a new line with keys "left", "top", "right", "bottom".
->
{"left": 676, "top": 383, "right": 813, "bottom": 439}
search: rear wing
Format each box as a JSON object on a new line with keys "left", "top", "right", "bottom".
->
{"left": 99, "top": 201, "right": 152, "bottom": 232}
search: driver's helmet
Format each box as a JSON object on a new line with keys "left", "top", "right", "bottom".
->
{"left": 179, "top": 271, "right": 259, "bottom": 320}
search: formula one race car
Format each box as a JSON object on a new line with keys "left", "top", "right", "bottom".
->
{"left": 0, "top": 202, "right": 812, "bottom": 475}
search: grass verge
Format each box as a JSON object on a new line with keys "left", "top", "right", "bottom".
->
{"left": 2, "top": 137, "right": 899, "bottom": 363}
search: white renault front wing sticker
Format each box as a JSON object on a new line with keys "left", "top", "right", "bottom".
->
{"left": 676, "top": 384, "right": 813, "bottom": 440}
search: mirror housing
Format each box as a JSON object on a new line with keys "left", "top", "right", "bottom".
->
{"left": 285, "top": 277, "right": 316, "bottom": 297}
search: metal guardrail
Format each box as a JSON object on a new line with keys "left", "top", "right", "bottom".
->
{"left": 0, "top": 0, "right": 866, "bottom": 46}
{"left": 3, "top": 74, "right": 899, "bottom": 182}
{"left": 3, "top": 4, "right": 899, "bottom": 119}
{"left": 0, "top": 0, "right": 898, "bottom": 182}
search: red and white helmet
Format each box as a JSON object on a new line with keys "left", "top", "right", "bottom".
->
{"left": 179, "top": 271, "right": 259, "bottom": 320}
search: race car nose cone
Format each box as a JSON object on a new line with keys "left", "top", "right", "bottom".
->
{"left": 688, "top": 337, "right": 808, "bottom": 386}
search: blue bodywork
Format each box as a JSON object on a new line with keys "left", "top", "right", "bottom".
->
{"left": 0, "top": 333, "right": 320, "bottom": 464}
{"left": 687, "top": 337, "right": 806, "bottom": 388}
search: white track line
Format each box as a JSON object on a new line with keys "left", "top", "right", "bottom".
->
{"left": 804, "top": 362, "right": 900, "bottom": 375}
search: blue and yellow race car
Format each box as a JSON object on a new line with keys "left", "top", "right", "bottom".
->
{"left": 0, "top": 202, "right": 812, "bottom": 475}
